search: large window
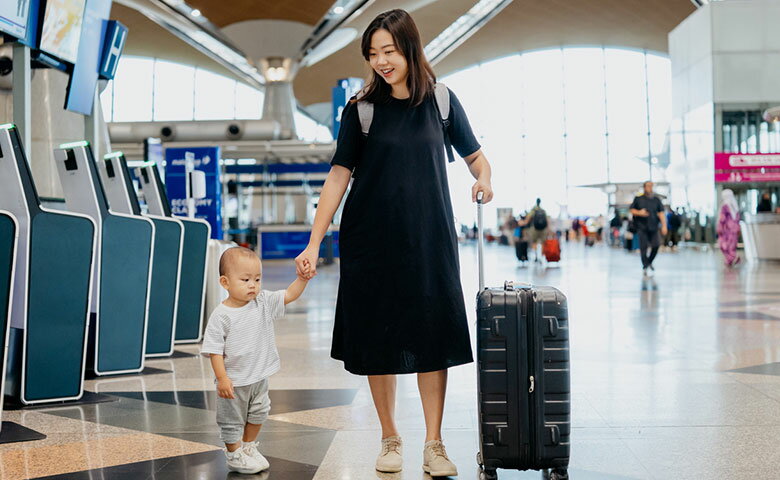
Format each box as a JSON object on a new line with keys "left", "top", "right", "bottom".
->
{"left": 441, "top": 47, "right": 672, "bottom": 226}
{"left": 100, "top": 56, "right": 332, "bottom": 142}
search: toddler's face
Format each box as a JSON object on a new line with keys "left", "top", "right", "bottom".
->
{"left": 222, "top": 255, "right": 262, "bottom": 302}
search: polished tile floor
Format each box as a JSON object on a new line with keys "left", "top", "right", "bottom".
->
{"left": 3, "top": 241, "right": 780, "bottom": 479}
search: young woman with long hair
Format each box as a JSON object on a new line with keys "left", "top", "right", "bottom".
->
{"left": 295, "top": 9, "right": 493, "bottom": 476}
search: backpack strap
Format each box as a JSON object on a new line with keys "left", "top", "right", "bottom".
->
{"left": 356, "top": 87, "right": 373, "bottom": 136}
{"left": 433, "top": 83, "right": 456, "bottom": 163}
{"left": 357, "top": 83, "right": 457, "bottom": 163}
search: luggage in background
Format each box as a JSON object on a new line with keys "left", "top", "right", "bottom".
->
{"left": 543, "top": 238, "right": 561, "bottom": 262}
{"left": 475, "top": 195, "right": 571, "bottom": 480}
{"left": 515, "top": 240, "right": 529, "bottom": 262}
{"left": 585, "top": 235, "right": 595, "bottom": 247}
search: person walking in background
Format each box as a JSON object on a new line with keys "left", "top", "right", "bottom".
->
{"left": 609, "top": 212, "right": 622, "bottom": 247}
{"left": 520, "top": 198, "right": 548, "bottom": 262}
{"left": 717, "top": 189, "right": 741, "bottom": 267}
{"left": 757, "top": 192, "right": 773, "bottom": 213}
{"left": 666, "top": 207, "right": 681, "bottom": 250}
{"left": 630, "top": 181, "right": 667, "bottom": 276}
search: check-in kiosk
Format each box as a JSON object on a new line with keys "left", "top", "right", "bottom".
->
{"left": 100, "top": 152, "right": 183, "bottom": 357}
{"left": 53, "top": 142, "right": 154, "bottom": 376}
{"left": 0, "top": 211, "right": 17, "bottom": 426}
{"left": 0, "top": 124, "right": 96, "bottom": 404}
{"left": 135, "top": 164, "right": 210, "bottom": 343}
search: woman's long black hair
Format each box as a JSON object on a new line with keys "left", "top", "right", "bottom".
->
{"left": 356, "top": 9, "right": 436, "bottom": 107}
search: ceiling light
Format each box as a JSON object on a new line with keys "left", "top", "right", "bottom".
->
{"left": 191, "top": 9, "right": 201, "bottom": 17}
{"left": 333, "top": 6, "right": 344, "bottom": 14}
{"left": 266, "top": 67, "right": 287, "bottom": 82}
{"left": 424, "top": 0, "right": 513, "bottom": 65}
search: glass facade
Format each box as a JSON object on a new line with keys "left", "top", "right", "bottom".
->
{"left": 100, "top": 56, "right": 333, "bottom": 142}
{"left": 441, "top": 47, "right": 672, "bottom": 227}
{"left": 721, "top": 110, "right": 780, "bottom": 154}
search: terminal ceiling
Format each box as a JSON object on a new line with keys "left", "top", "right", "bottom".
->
{"left": 113, "top": 0, "right": 695, "bottom": 106}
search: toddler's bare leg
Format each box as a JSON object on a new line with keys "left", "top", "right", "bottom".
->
{"left": 243, "top": 422, "right": 263, "bottom": 442}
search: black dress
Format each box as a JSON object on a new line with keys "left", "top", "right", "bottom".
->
{"left": 329, "top": 88, "right": 481, "bottom": 375}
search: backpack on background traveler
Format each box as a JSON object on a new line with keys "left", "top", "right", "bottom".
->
{"left": 533, "top": 208, "right": 548, "bottom": 230}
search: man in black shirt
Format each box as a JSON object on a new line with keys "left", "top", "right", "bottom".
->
{"left": 630, "top": 181, "right": 667, "bottom": 276}
{"left": 757, "top": 192, "right": 772, "bottom": 213}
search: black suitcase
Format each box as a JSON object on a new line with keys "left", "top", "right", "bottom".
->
{"left": 515, "top": 240, "right": 529, "bottom": 262}
{"left": 475, "top": 197, "right": 571, "bottom": 480}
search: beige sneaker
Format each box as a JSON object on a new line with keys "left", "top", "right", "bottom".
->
{"left": 423, "top": 439, "right": 458, "bottom": 477}
{"left": 375, "top": 435, "right": 403, "bottom": 473}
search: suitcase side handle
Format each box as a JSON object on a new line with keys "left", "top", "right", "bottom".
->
{"left": 495, "top": 425, "right": 506, "bottom": 446}
{"left": 491, "top": 318, "right": 501, "bottom": 337}
{"left": 549, "top": 425, "right": 561, "bottom": 445}
{"left": 546, "top": 316, "right": 559, "bottom": 337}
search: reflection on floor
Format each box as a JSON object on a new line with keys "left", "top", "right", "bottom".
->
{"left": 3, "top": 242, "right": 780, "bottom": 479}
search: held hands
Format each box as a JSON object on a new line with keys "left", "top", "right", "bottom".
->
{"left": 297, "top": 259, "right": 312, "bottom": 281}
{"left": 217, "top": 376, "right": 235, "bottom": 399}
{"left": 472, "top": 180, "right": 494, "bottom": 203}
{"left": 295, "top": 246, "right": 319, "bottom": 280}
{"left": 661, "top": 226, "right": 668, "bottom": 236}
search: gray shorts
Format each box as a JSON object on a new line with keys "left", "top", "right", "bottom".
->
{"left": 216, "top": 378, "right": 271, "bottom": 444}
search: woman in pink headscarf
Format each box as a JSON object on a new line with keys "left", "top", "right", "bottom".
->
{"left": 717, "top": 189, "right": 741, "bottom": 266}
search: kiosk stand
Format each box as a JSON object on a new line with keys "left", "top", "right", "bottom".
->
{"left": 100, "top": 152, "right": 183, "bottom": 357}
{"left": 135, "top": 164, "right": 210, "bottom": 343}
{"left": 0, "top": 211, "right": 17, "bottom": 427}
{"left": 53, "top": 142, "right": 154, "bottom": 376}
{"left": 0, "top": 124, "right": 96, "bottom": 405}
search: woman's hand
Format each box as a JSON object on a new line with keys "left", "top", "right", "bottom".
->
{"left": 295, "top": 245, "right": 320, "bottom": 280}
{"left": 472, "top": 179, "right": 494, "bottom": 203}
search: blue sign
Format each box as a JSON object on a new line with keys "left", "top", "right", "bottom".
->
{"left": 164, "top": 147, "right": 223, "bottom": 239}
{"left": 331, "top": 85, "right": 346, "bottom": 138}
{"left": 65, "top": 0, "right": 111, "bottom": 115}
{"left": 261, "top": 231, "right": 339, "bottom": 260}
{"left": 99, "top": 20, "right": 126, "bottom": 79}
{"left": 332, "top": 77, "right": 363, "bottom": 138}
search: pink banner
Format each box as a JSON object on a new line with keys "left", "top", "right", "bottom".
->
{"left": 714, "top": 153, "right": 780, "bottom": 183}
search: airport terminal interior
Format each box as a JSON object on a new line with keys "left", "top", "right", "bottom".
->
{"left": 1, "top": 0, "right": 780, "bottom": 479}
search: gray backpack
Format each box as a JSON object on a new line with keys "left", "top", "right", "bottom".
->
{"left": 355, "top": 82, "right": 457, "bottom": 163}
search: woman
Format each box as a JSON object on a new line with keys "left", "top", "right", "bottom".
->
{"left": 294, "top": 9, "right": 493, "bottom": 477}
{"left": 717, "top": 189, "right": 741, "bottom": 266}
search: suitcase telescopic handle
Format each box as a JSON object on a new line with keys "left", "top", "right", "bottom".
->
{"left": 477, "top": 191, "right": 484, "bottom": 291}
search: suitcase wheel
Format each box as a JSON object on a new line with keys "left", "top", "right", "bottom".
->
{"left": 479, "top": 466, "right": 498, "bottom": 480}
{"left": 543, "top": 468, "right": 569, "bottom": 480}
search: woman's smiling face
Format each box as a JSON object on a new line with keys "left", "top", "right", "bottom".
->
{"left": 368, "top": 28, "right": 408, "bottom": 93}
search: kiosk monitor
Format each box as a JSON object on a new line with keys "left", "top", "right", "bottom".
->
{"left": 0, "top": 0, "right": 31, "bottom": 39}
{"left": 39, "top": 0, "right": 86, "bottom": 64}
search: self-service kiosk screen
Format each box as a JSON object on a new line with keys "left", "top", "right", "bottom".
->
{"left": 0, "top": 0, "right": 31, "bottom": 39}
{"left": 39, "top": 0, "right": 86, "bottom": 64}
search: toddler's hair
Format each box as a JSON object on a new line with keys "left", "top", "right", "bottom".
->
{"left": 219, "top": 246, "right": 259, "bottom": 276}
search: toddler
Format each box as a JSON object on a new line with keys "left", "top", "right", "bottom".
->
{"left": 201, "top": 246, "right": 309, "bottom": 474}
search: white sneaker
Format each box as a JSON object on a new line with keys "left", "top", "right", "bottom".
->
{"left": 225, "top": 447, "right": 263, "bottom": 474}
{"left": 242, "top": 441, "right": 270, "bottom": 471}
{"left": 375, "top": 435, "right": 403, "bottom": 473}
{"left": 423, "top": 439, "right": 458, "bottom": 477}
